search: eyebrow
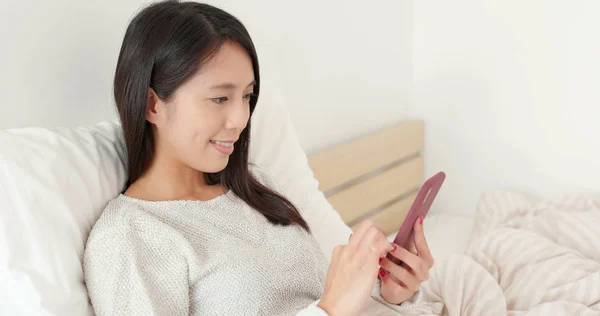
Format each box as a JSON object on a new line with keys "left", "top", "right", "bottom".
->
{"left": 209, "top": 80, "right": 256, "bottom": 90}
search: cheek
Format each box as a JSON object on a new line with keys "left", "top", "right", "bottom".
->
{"left": 164, "top": 105, "right": 231, "bottom": 172}
{"left": 176, "top": 116, "right": 211, "bottom": 147}
{"left": 163, "top": 107, "right": 200, "bottom": 149}
{"left": 169, "top": 106, "right": 222, "bottom": 152}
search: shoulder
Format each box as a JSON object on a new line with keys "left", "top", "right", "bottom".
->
{"left": 84, "top": 196, "right": 184, "bottom": 260}
{"left": 87, "top": 196, "right": 150, "bottom": 241}
{"left": 83, "top": 197, "right": 192, "bottom": 313}
{"left": 83, "top": 196, "right": 195, "bottom": 279}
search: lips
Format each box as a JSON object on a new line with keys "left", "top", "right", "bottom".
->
{"left": 210, "top": 140, "right": 235, "bottom": 155}
{"left": 210, "top": 140, "right": 233, "bottom": 147}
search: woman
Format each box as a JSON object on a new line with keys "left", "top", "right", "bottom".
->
{"left": 83, "top": 1, "right": 434, "bottom": 315}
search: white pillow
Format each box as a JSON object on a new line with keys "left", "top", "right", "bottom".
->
{"left": 0, "top": 121, "right": 127, "bottom": 315}
{"left": 0, "top": 56, "right": 346, "bottom": 316}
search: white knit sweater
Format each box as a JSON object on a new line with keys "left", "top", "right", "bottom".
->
{"left": 83, "top": 178, "right": 421, "bottom": 315}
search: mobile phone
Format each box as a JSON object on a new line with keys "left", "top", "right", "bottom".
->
{"left": 387, "top": 171, "right": 445, "bottom": 266}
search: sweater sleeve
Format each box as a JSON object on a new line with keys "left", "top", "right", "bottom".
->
{"left": 295, "top": 299, "right": 329, "bottom": 316}
{"left": 293, "top": 285, "right": 422, "bottom": 316}
{"left": 371, "top": 279, "right": 423, "bottom": 312}
{"left": 83, "top": 215, "right": 190, "bottom": 316}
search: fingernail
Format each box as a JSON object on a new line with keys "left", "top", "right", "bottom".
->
{"left": 379, "top": 268, "right": 387, "bottom": 278}
{"left": 349, "top": 233, "right": 353, "bottom": 241}
{"left": 419, "top": 216, "right": 424, "bottom": 225}
{"left": 390, "top": 243, "right": 397, "bottom": 252}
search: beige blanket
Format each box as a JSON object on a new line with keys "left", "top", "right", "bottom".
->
{"left": 364, "top": 191, "right": 600, "bottom": 316}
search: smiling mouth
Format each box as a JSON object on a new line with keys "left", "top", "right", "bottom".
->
{"left": 210, "top": 140, "right": 234, "bottom": 147}
{"left": 209, "top": 140, "right": 236, "bottom": 155}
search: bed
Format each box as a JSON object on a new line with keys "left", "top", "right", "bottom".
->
{"left": 307, "top": 121, "right": 600, "bottom": 315}
{"left": 2, "top": 116, "right": 598, "bottom": 316}
{"left": 307, "top": 120, "right": 474, "bottom": 263}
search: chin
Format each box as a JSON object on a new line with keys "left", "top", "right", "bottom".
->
{"left": 202, "top": 159, "right": 230, "bottom": 174}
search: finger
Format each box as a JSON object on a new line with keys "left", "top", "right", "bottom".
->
{"left": 356, "top": 220, "right": 392, "bottom": 253}
{"left": 391, "top": 264, "right": 420, "bottom": 293}
{"left": 349, "top": 219, "right": 387, "bottom": 247}
{"left": 359, "top": 220, "right": 388, "bottom": 241}
{"left": 385, "top": 246, "right": 424, "bottom": 277}
{"left": 330, "top": 245, "right": 343, "bottom": 264}
{"left": 345, "top": 219, "right": 378, "bottom": 260}
{"left": 348, "top": 220, "right": 391, "bottom": 270}
{"left": 379, "top": 255, "right": 425, "bottom": 289}
{"left": 356, "top": 225, "right": 393, "bottom": 266}
{"left": 347, "top": 219, "right": 374, "bottom": 249}
{"left": 379, "top": 268, "right": 419, "bottom": 302}
{"left": 414, "top": 216, "right": 434, "bottom": 267}
{"left": 409, "top": 238, "right": 417, "bottom": 255}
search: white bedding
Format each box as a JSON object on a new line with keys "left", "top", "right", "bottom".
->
{"left": 396, "top": 191, "right": 600, "bottom": 316}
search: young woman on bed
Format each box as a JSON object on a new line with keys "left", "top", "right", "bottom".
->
{"left": 83, "top": 1, "right": 434, "bottom": 315}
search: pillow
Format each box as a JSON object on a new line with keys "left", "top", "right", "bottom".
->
{"left": 0, "top": 53, "right": 348, "bottom": 316}
{"left": 0, "top": 121, "right": 127, "bottom": 315}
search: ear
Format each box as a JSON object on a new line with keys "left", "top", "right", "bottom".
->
{"left": 146, "top": 88, "right": 164, "bottom": 125}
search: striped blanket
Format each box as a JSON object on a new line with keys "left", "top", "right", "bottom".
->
{"left": 364, "top": 191, "right": 600, "bottom": 315}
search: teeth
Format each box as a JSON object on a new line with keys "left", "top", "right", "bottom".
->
{"left": 213, "top": 141, "right": 233, "bottom": 147}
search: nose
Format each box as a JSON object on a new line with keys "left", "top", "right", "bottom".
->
{"left": 225, "top": 99, "right": 250, "bottom": 131}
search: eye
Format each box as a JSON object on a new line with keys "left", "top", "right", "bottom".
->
{"left": 212, "top": 96, "right": 228, "bottom": 104}
{"left": 243, "top": 92, "right": 257, "bottom": 100}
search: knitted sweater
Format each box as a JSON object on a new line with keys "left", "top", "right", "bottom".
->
{"left": 83, "top": 182, "right": 421, "bottom": 315}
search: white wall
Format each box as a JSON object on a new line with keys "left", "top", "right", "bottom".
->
{"left": 6, "top": 0, "right": 596, "bottom": 216}
{"left": 209, "top": 0, "right": 414, "bottom": 153}
{"left": 0, "top": 0, "right": 414, "bottom": 154}
{"left": 413, "top": 0, "right": 600, "bottom": 215}
{"left": 0, "top": 0, "right": 147, "bottom": 129}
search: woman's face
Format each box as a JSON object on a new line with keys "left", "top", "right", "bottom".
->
{"left": 149, "top": 40, "right": 254, "bottom": 174}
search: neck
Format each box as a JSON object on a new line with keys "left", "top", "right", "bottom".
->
{"left": 125, "top": 148, "right": 222, "bottom": 201}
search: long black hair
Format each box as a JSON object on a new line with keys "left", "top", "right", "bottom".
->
{"left": 114, "top": 0, "right": 310, "bottom": 232}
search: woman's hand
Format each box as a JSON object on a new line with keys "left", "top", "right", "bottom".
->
{"left": 317, "top": 219, "right": 395, "bottom": 316}
{"left": 377, "top": 216, "right": 434, "bottom": 305}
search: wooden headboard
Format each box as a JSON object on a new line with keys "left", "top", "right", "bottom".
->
{"left": 307, "top": 120, "right": 424, "bottom": 235}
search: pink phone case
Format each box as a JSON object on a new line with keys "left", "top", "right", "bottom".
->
{"left": 387, "top": 171, "right": 446, "bottom": 266}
